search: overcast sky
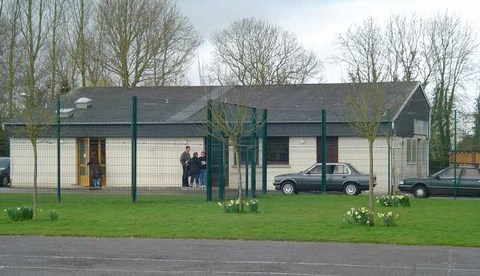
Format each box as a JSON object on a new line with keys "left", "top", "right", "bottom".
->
{"left": 176, "top": 0, "right": 480, "bottom": 95}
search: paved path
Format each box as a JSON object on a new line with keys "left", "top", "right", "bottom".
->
{"left": 0, "top": 236, "right": 479, "bottom": 275}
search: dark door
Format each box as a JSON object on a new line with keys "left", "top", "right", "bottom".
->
{"left": 429, "top": 168, "right": 456, "bottom": 195}
{"left": 302, "top": 164, "right": 323, "bottom": 190}
{"left": 329, "top": 164, "right": 349, "bottom": 192}
{"left": 317, "top": 137, "right": 338, "bottom": 163}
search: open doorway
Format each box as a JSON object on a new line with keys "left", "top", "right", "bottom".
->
{"left": 77, "top": 138, "right": 106, "bottom": 187}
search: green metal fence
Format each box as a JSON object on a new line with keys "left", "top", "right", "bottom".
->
{"left": 1, "top": 93, "right": 268, "bottom": 204}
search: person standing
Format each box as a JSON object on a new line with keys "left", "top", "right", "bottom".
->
{"left": 199, "top": 151, "right": 207, "bottom": 188}
{"left": 189, "top": 152, "right": 201, "bottom": 187}
{"left": 180, "top": 146, "right": 191, "bottom": 187}
{"left": 88, "top": 152, "right": 101, "bottom": 188}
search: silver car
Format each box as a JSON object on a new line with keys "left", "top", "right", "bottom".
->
{"left": 273, "top": 162, "right": 374, "bottom": 195}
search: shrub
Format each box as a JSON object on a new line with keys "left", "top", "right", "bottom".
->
{"left": 218, "top": 198, "right": 259, "bottom": 213}
{"left": 49, "top": 210, "right": 58, "bottom": 222}
{"left": 377, "top": 211, "right": 399, "bottom": 227}
{"left": 343, "top": 207, "right": 372, "bottom": 226}
{"left": 376, "top": 194, "right": 411, "bottom": 207}
{"left": 5, "top": 206, "right": 34, "bottom": 221}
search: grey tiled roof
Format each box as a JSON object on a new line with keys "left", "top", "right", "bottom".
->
{"left": 53, "top": 81, "right": 422, "bottom": 124}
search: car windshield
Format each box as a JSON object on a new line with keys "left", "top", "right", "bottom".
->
{"left": 0, "top": 158, "right": 9, "bottom": 168}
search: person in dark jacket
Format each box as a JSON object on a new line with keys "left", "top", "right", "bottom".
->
{"left": 180, "top": 146, "right": 191, "bottom": 187}
{"left": 189, "top": 152, "right": 201, "bottom": 187}
{"left": 88, "top": 152, "right": 102, "bottom": 187}
{"left": 199, "top": 151, "right": 207, "bottom": 188}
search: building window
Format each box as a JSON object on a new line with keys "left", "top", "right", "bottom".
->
{"left": 267, "top": 137, "right": 289, "bottom": 165}
{"left": 421, "top": 140, "right": 428, "bottom": 164}
{"left": 407, "top": 139, "right": 417, "bottom": 164}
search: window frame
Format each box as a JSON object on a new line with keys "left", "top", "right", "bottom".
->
{"left": 267, "top": 137, "right": 289, "bottom": 165}
{"left": 406, "top": 139, "right": 417, "bottom": 165}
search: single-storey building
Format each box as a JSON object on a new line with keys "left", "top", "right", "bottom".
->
{"left": 4, "top": 81, "right": 430, "bottom": 193}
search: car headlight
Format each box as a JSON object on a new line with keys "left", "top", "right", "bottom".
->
{"left": 398, "top": 180, "right": 404, "bottom": 185}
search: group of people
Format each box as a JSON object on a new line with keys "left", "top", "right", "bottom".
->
{"left": 180, "top": 146, "right": 207, "bottom": 188}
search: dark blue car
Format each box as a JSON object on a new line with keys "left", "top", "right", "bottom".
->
{"left": 0, "top": 157, "right": 10, "bottom": 187}
{"left": 398, "top": 166, "right": 480, "bottom": 198}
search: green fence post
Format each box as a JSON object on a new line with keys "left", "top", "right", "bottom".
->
{"left": 387, "top": 111, "right": 392, "bottom": 196}
{"left": 251, "top": 107, "right": 257, "bottom": 197}
{"left": 56, "top": 96, "right": 61, "bottom": 203}
{"left": 454, "top": 109, "right": 457, "bottom": 200}
{"left": 219, "top": 138, "right": 225, "bottom": 201}
{"left": 206, "top": 100, "right": 212, "bottom": 202}
{"left": 262, "top": 109, "right": 267, "bottom": 194}
{"left": 131, "top": 96, "right": 137, "bottom": 202}
{"left": 321, "top": 109, "right": 327, "bottom": 193}
{"left": 245, "top": 148, "right": 249, "bottom": 198}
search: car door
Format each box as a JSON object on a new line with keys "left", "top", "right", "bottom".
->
{"left": 302, "top": 164, "right": 323, "bottom": 191}
{"left": 458, "top": 168, "right": 480, "bottom": 196}
{"left": 429, "top": 168, "right": 457, "bottom": 195}
{"left": 328, "top": 164, "right": 348, "bottom": 192}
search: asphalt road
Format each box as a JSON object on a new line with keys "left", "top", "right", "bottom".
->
{"left": 0, "top": 236, "right": 479, "bottom": 275}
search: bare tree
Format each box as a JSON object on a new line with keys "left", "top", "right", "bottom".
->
{"left": 335, "top": 17, "right": 387, "bottom": 83}
{"left": 206, "top": 95, "right": 263, "bottom": 212}
{"left": 19, "top": 0, "right": 49, "bottom": 105}
{"left": 5, "top": 1, "right": 21, "bottom": 117}
{"left": 17, "top": 0, "right": 53, "bottom": 218}
{"left": 210, "top": 17, "right": 322, "bottom": 85}
{"left": 66, "top": 0, "right": 94, "bottom": 88}
{"left": 385, "top": 14, "right": 431, "bottom": 84}
{"left": 345, "top": 84, "right": 387, "bottom": 226}
{"left": 149, "top": 1, "right": 201, "bottom": 86}
{"left": 95, "top": 0, "right": 200, "bottom": 87}
{"left": 48, "top": 0, "right": 65, "bottom": 97}
{"left": 426, "top": 13, "right": 478, "bottom": 167}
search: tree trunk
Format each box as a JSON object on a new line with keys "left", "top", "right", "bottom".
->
{"left": 233, "top": 140, "right": 243, "bottom": 212}
{"left": 368, "top": 139, "right": 375, "bottom": 226}
{"left": 31, "top": 138, "right": 39, "bottom": 219}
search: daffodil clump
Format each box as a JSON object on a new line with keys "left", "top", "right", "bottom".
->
{"left": 343, "top": 207, "right": 372, "bottom": 226}
{"left": 376, "top": 194, "right": 411, "bottom": 207}
{"left": 218, "top": 198, "right": 259, "bottom": 213}
{"left": 377, "top": 211, "right": 399, "bottom": 227}
{"left": 4, "top": 205, "right": 33, "bottom": 221}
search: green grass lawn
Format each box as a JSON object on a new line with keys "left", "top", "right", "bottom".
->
{"left": 1, "top": 193, "right": 479, "bottom": 247}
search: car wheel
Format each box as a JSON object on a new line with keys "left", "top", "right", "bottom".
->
{"left": 281, "top": 181, "right": 296, "bottom": 195}
{"left": 413, "top": 185, "right": 428, "bottom": 198}
{"left": 344, "top": 183, "right": 359, "bottom": 196}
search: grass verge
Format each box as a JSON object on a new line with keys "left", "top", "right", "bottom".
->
{"left": 0, "top": 193, "right": 479, "bottom": 247}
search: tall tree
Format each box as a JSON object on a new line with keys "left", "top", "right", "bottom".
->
{"left": 5, "top": 1, "right": 21, "bottom": 117}
{"left": 95, "top": 0, "right": 200, "bottom": 87}
{"left": 385, "top": 14, "right": 432, "bottom": 85}
{"left": 48, "top": 0, "right": 65, "bottom": 97}
{"left": 427, "top": 13, "right": 478, "bottom": 167}
{"left": 18, "top": 0, "right": 50, "bottom": 219}
{"left": 210, "top": 17, "right": 322, "bottom": 85}
{"left": 20, "top": 0, "right": 48, "bottom": 104}
{"left": 150, "top": 1, "right": 201, "bottom": 86}
{"left": 335, "top": 17, "right": 387, "bottom": 83}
